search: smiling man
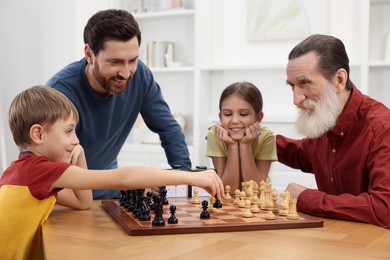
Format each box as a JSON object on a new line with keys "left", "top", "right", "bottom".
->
{"left": 46, "top": 9, "right": 191, "bottom": 199}
{"left": 277, "top": 34, "right": 390, "bottom": 229}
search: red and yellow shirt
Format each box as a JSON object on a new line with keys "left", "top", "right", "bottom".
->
{"left": 0, "top": 153, "right": 70, "bottom": 259}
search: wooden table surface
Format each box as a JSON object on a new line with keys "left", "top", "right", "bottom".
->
{"left": 43, "top": 200, "right": 390, "bottom": 260}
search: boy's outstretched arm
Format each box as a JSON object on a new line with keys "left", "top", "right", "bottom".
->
{"left": 53, "top": 167, "right": 225, "bottom": 203}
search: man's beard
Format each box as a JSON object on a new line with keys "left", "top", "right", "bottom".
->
{"left": 295, "top": 83, "right": 341, "bottom": 138}
{"left": 92, "top": 63, "right": 129, "bottom": 96}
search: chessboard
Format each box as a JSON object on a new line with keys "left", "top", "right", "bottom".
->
{"left": 101, "top": 198, "right": 323, "bottom": 236}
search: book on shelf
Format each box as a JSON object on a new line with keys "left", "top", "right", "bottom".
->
{"left": 146, "top": 41, "right": 175, "bottom": 68}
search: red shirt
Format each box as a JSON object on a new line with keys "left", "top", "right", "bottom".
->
{"left": 277, "top": 85, "right": 390, "bottom": 229}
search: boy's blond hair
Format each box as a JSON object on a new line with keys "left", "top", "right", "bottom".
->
{"left": 8, "top": 85, "right": 79, "bottom": 149}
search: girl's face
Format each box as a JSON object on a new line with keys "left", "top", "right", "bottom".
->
{"left": 219, "top": 95, "right": 261, "bottom": 140}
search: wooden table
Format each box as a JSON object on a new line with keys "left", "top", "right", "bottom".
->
{"left": 43, "top": 200, "right": 390, "bottom": 260}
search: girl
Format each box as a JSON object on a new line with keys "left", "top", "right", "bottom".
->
{"left": 207, "top": 81, "right": 277, "bottom": 192}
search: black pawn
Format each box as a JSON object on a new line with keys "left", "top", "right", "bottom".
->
{"left": 213, "top": 198, "right": 223, "bottom": 208}
{"left": 168, "top": 205, "right": 178, "bottom": 224}
{"left": 160, "top": 187, "right": 169, "bottom": 205}
{"left": 200, "top": 200, "right": 210, "bottom": 219}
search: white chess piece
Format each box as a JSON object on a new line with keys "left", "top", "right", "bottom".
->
{"left": 191, "top": 188, "right": 200, "bottom": 204}
{"left": 287, "top": 198, "right": 299, "bottom": 220}
{"left": 243, "top": 200, "right": 254, "bottom": 218}
{"left": 209, "top": 196, "right": 217, "bottom": 213}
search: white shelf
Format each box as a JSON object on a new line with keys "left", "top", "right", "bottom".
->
{"left": 369, "top": 61, "right": 390, "bottom": 67}
{"left": 371, "top": 0, "right": 390, "bottom": 5}
{"left": 201, "top": 64, "right": 286, "bottom": 71}
{"left": 133, "top": 9, "right": 194, "bottom": 20}
{"left": 150, "top": 66, "right": 194, "bottom": 73}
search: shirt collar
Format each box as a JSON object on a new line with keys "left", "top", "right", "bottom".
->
{"left": 330, "top": 84, "right": 363, "bottom": 136}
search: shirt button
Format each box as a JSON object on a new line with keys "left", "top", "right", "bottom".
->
{"left": 330, "top": 177, "right": 334, "bottom": 182}
{"left": 332, "top": 149, "right": 336, "bottom": 153}
{"left": 340, "top": 132, "right": 344, "bottom": 136}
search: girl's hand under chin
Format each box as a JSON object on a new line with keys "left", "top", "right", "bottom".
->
{"left": 214, "top": 124, "right": 236, "bottom": 144}
{"left": 241, "top": 122, "right": 261, "bottom": 144}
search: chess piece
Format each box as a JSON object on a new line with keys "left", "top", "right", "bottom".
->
{"left": 200, "top": 200, "right": 210, "bottom": 219}
{"left": 191, "top": 188, "right": 200, "bottom": 204}
{"left": 242, "top": 200, "right": 254, "bottom": 218}
{"left": 159, "top": 187, "right": 169, "bottom": 205}
{"left": 245, "top": 180, "right": 255, "bottom": 201}
{"left": 233, "top": 189, "right": 241, "bottom": 205}
{"left": 265, "top": 209, "right": 276, "bottom": 220}
{"left": 252, "top": 182, "right": 259, "bottom": 202}
{"left": 251, "top": 195, "right": 261, "bottom": 213}
{"left": 138, "top": 193, "right": 151, "bottom": 221}
{"left": 209, "top": 197, "right": 217, "bottom": 213}
{"left": 261, "top": 178, "right": 272, "bottom": 210}
{"left": 152, "top": 197, "right": 165, "bottom": 226}
{"left": 287, "top": 198, "right": 299, "bottom": 220}
{"left": 238, "top": 191, "right": 246, "bottom": 208}
{"left": 119, "top": 190, "right": 128, "bottom": 206}
{"left": 168, "top": 205, "right": 178, "bottom": 224}
{"left": 213, "top": 198, "right": 223, "bottom": 208}
{"left": 223, "top": 185, "right": 232, "bottom": 201}
{"left": 279, "top": 191, "right": 290, "bottom": 216}
{"left": 271, "top": 188, "right": 279, "bottom": 213}
{"left": 258, "top": 180, "right": 265, "bottom": 208}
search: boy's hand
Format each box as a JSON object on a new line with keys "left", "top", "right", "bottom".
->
{"left": 192, "top": 169, "right": 224, "bottom": 200}
{"left": 70, "top": 144, "right": 84, "bottom": 166}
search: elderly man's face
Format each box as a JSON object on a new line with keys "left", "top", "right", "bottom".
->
{"left": 286, "top": 52, "right": 342, "bottom": 138}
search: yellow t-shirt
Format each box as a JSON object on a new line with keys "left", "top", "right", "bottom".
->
{"left": 0, "top": 153, "right": 69, "bottom": 260}
{"left": 206, "top": 125, "right": 278, "bottom": 161}
{"left": 0, "top": 186, "right": 56, "bottom": 260}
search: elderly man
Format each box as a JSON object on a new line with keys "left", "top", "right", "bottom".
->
{"left": 278, "top": 34, "right": 390, "bottom": 229}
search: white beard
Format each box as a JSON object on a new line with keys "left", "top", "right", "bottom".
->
{"left": 295, "top": 83, "right": 341, "bottom": 138}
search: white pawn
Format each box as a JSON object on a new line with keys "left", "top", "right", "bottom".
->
{"left": 251, "top": 195, "right": 261, "bottom": 213}
{"left": 242, "top": 200, "right": 254, "bottom": 218}
{"left": 191, "top": 188, "right": 200, "bottom": 204}
{"left": 233, "top": 189, "right": 241, "bottom": 205}
{"left": 223, "top": 185, "right": 232, "bottom": 202}
{"left": 209, "top": 196, "right": 217, "bottom": 213}
{"left": 265, "top": 209, "right": 276, "bottom": 220}
{"left": 238, "top": 191, "right": 246, "bottom": 208}
{"left": 271, "top": 188, "right": 279, "bottom": 213}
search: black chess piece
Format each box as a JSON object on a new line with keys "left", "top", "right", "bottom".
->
{"left": 213, "top": 198, "right": 223, "bottom": 208}
{"left": 124, "top": 190, "right": 135, "bottom": 212}
{"left": 200, "top": 200, "right": 210, "bottom": 219}
{"left": 133, "top": 189, "right": 144, "bottom": 218}
{"left": 138, "top": 194, "right": 151, "bottom": 221}
{"left": 152, "top": 196, "right": 165, "bottom": 226}
{"left": 119, "top": 190, "right": 127, "bottom": 206}
{"left": 159, "top": 187, "right": 169, "bottom": 205}
{"left": 168, "top": 205, "right": 178, "bottom": 224}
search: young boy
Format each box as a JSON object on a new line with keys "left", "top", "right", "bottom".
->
{"left": 0, "top": 85, "right": 224, "bottom": 260}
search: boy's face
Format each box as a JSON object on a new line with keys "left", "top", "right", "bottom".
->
{"left": 219, "top": 95, "right": 259, "bottom": 141}
{"left": 39, "top": 114, "right": 79, "bottom": 163}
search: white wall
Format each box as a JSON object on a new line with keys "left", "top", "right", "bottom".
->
{"left": 0, "top": 0, "right": 112, "bottom": 173}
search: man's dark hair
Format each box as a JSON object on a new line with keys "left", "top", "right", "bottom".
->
{"left": 83, "top": 9, "right": 142, "bottom": 55}
{"left": 288, "top": 34, "right": 352, "bottom": 90}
